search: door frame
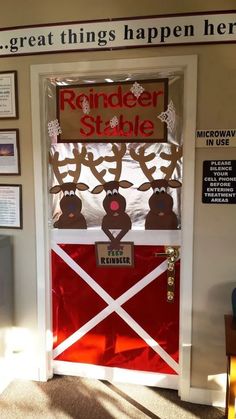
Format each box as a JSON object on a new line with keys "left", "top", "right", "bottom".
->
{"left": 30, "top": 55, "right": 197, "bottom": 400}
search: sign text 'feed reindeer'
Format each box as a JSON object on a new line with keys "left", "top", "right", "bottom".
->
{"left": 131, "top": 144, "right": 182, "bottom": 230}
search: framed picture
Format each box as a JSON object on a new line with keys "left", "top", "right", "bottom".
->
{"left": 0, "top": 129, "right": 20, "bottom": 175}
{"left": 0, "top": 184, "right": 22, "bottom": 229}
{"left": 0, "top": 71, "right": 18, "bottom": 119}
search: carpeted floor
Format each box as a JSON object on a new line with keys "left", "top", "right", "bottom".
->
{"left": 0, "top": 375, "right": 225, "bottom": 419}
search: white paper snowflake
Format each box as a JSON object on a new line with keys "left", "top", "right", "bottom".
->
{"left": 157, "top": 100, "right": 176, "bottom": 132}
{"left": 130, "top": 81, "right": 145, "bottom": 99}
{"left": 81, "top": 96, "right": 90, "bottom": 114}
{"left": 110, "top": 116, "right": 119, "bottom": 128}
{"left": 48, "top": 119, "right": 62, "bottom": 138}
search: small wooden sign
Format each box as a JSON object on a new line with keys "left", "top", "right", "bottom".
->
{"left": 57, "top": 79, "right": 168, "bottom": 143}
{"left": 95, "top": 241, "right": 134, "bottom": 267}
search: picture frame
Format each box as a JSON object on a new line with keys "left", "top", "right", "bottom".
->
{"left": 0, "top": 71, "right": 18, "bottom": 119}
{"left": 0, "top": 129, "right": 20, "bottom": 175}
{"left": 0, "top": 184, "right": 22, "bottom": 229}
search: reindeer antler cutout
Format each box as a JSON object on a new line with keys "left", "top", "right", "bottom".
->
{"left": 67, "top": 146, "right": 87, "bottom": 183}
{"left": 160, "top": 145, "right": 183, "bottom": 180}
{"left": 49, "top": 151, "right": 68, "bottom": 185}
{"left": 82, "top": 151, "right": 106, "bottom": 184}
{"left": 105, "top": 144, "right": 126, "bottom": 181}
{"left": 49, "top": 146, "right": 89, "bottom": 229}
{"left": 130, "top": 145, "right": 156, "bottom": 181}
{"left": 49, "top": 146, "right": 87, "bottom": 184}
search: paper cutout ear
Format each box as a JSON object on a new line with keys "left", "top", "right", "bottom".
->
{"left": 138, "top": 182, "right": 152, "bottom": 191}
{"left": 50, "top": 185, "right": 63, "bottom": 194}
{"left": 91, "top": 184, "right": 104, "bottom": 194}
{"left": 119, "top": 180, "right": 133, "bottom": 189}
{"left": 76, "top": 183, "right": 89, "bottom": 191}
{"left": 168, "top": 179, "right": 182, "bottom": 188}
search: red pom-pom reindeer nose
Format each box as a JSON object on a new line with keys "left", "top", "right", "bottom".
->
{"left": 110, "top": 200, "right": 119, "bottom": 211}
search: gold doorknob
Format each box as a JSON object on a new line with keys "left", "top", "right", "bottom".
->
{"left": 154, "top": 246, "right": 179, "bottom": 262}
{"left": 165, "top": 246, "right": 179, "bottom": 262}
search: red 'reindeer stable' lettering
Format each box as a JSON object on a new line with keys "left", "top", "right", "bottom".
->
{"left": 60, "top": 86, "right": 164, "bottom": 110}
{"left": 80, "top": 114, "right": 154, "bottom": 137}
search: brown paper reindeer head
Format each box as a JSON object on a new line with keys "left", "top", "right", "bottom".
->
{"left": 49, "top": 147, "right": 89, "bottom": 229}
{"left": 85, "top": 144, "right": 132, "bottom": 249}
{"left": 131, "top": 144, "right": 182, "bottom": 230}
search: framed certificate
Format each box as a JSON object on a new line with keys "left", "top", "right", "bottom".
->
{"left": 0, "top": 71, "right": 18, "bottom": 119}
{"left": 0, "top": 129, "right": 20, "bottom": 175}
{"left": 0, "top": 184, "right": 22, "bottom": 229}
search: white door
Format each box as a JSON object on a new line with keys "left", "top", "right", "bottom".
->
{"left": 31, "top": 56, "right": 197, "bottom": 396}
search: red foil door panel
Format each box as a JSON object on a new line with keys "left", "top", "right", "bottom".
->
{"left": 52, "top": 244, "right": 180, "bottom": 375}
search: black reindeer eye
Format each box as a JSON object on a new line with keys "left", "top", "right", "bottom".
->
{"left": 69, "top": 190, "right": 75, "bottom": 196}
{"left": 160, "top": 187, "right": 166, "bottom": 193}
{"left": 64, "top": 190, "right": 70, "bottom": 196}
{"left": 106, "top": 190, "right": 112, "bottom": 196}
{"left": 112, "top": 189, "right": 118, "bottom": 195}
{"left": 154, "top": 187, "right": 160, "bottom": 194}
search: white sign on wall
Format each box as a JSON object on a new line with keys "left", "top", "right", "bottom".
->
{"left": 196, "top": 129, "right": 236, "bottom": 148}
{"left": 0, "top": 11, "right": 236, "bottom": 57}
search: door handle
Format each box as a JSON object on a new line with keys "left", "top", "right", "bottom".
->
{"left": 154, "top": 246, "right": 179, "bottom": 261}
{"left": 154, "top": 246, "right": 179, "bottom": 303}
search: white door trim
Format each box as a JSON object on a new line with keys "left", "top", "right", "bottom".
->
{"left": 30, "top": 55, "right": 197, "bottom": 399}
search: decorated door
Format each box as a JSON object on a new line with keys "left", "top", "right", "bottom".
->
{"left": 47, "top": 72, "right": 183, "bottom": 388}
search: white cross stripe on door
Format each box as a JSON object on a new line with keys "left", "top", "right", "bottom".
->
{"left": 52, "top": 243, "right": 180, "bottom": 374}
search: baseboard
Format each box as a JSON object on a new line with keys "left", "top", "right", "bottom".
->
{"left": 0, "top": 355, "right": 39, "bottom": 394}
{"left": 13, "top": 367, "right": 40, "bottom": 382}
{"left": 0, "top": 363, "right": 12, "bottom": 395}
{"left": 3, "top": 353, "right": 40, "bottom": 383}
{"left": 186, "top": 387, "right": 226, "bottom": 408}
